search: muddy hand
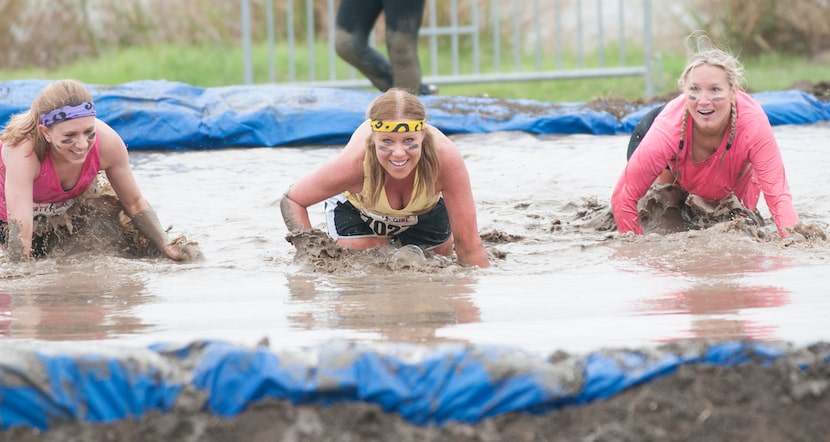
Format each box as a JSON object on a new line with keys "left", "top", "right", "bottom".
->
{"left": 164, "top": 239, "right": 205, "bottom": 262}
{"left": 789, "top": 223, "right": 827, "bottom": 241}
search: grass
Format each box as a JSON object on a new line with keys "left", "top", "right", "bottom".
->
{"left": 0, "top": 41, "right": 827, "bottom": 104}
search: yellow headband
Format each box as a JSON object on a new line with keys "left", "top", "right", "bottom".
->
{"left": 370, "top": 119, "right": 425, "bottom": 133}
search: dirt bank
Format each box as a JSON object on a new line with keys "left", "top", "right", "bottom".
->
{"left": 4, "top": 342, "right": 828, "bottom": 442}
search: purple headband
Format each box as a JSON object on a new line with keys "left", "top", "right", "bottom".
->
{"left": 39, "top": 101, "right": 96, "bottom": 127}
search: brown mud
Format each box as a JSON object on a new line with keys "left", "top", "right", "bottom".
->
{"left": 3, "top": 342, "right": 829, "bottom": 442}
{"left": 1, "top": 173, "right": 199, "bottom": 263}
{"left": 3, "top": 87, "right": 830, "bottom": 441}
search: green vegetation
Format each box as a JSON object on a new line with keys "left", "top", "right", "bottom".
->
{"left": 0, "top": 41, "right": 826, "bottom": 104}
{"left": 741, "top": 52, "right": 829, "bottom": 93}
{"left": 1, "top": 0, "right": 828, "bottom": 104}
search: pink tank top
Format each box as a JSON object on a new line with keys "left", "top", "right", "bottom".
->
{"left": 0, "top": 135, "right": 101, "bottom": 221}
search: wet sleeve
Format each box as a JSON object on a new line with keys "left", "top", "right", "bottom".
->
{"left": 611, "top": 122, "right": 677, "bottom": 234}
{"left": 746, "top": 119, "right": 800, "bottom": 236}
{"left": 611, "top": 167, "right": 644, "bottom": 234}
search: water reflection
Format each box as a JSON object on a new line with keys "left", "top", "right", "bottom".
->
{"left": 611, "top": 233, "right": 795, "bottom": 277}
{"left": 644, "top": 282, "right": 788, "bottom": 341}
{"left": 0, "top": 270, "right": 152, "bottom": 340}
{"left": 0, "top": 126, "right": 826, "bottom": 351}
{"left": 284, "top": 274, "right": 481, "bottom": 344}
{"left": 612, "top": 235, "right": 794, "bottom": 342}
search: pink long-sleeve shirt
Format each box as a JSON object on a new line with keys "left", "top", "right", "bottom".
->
{"left": 611, "top": 91, "right": 799, "bottom": 237}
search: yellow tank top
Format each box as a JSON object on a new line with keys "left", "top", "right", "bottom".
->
{"left": 344, "top": 155, "right": 440, "bottom": 216}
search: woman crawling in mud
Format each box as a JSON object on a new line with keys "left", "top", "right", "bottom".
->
{"left": 280, "top": 88, "right": 489, "bottom": 268}
{"left": 611, "top": 32, "right": 813, "bottom": 238}
{"left": 0, "top": 79, "right": 200, "bottom": 262}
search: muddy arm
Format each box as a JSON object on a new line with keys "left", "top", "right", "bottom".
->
{"left": 280, "top": 193, "right": 311, "bottom": 234}
{"left": 131, "top": 207, "right": 201, "bottom": 261}
{"left": 5, "top": 221, "right": 28, "bottom": 262}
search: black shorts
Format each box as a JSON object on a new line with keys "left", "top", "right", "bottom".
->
{"left": 324, "top": 194, "right": 451, "bottom": 250}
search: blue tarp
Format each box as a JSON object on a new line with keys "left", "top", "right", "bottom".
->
{"left": 1, "top": 80, "right": 827, "bottom": 150}
{"left": 1, "top": 339, "right": 826, "bottom": 431}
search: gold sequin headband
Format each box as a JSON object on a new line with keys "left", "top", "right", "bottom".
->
{"left": 370, "top": 119, "right": 425, "bottom": 132}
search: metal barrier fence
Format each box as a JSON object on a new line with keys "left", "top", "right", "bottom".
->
{"left": 240, "top": 0, "right": 654, "bottom": 98}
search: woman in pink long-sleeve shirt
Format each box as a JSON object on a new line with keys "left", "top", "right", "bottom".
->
{"left": 611, "top": 33, "right": 799, "bottom": 237}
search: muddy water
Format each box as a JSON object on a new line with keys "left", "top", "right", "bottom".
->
{"left": 1, "top": 123, "right": 828, "bottom": 356}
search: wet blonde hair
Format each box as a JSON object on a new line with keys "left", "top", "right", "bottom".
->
{"left": 678, "top": 31, "right": 746, "bottom": 92}
{"left": 1, "top": 79, "right": 94, "bottom": 162}
{"left": 363, "top": 88, "right": 440, "bottom": 208}
{"left": 677, "top": 32, "right": 743, "bottom": 153}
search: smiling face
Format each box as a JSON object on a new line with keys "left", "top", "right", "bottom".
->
{"left": 372, "top": 129, "right": 424, "bottom": 180}
{"left": 39, "top": 116, "right": 97, "bottom": 165}
{"left": 684, "top": 63, "right": 735, "bottom": 135}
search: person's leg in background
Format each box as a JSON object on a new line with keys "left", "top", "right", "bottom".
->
{"left": 335, "top": 0, "right": 394, "bottom": 91}
{"left": 382, "top": 0, "right": 428, "bottom": 95}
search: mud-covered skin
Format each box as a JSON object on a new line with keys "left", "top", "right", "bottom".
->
{"left": 279, "top": 195, "right": 305, "bottom": 234}
{"left": 129, "top": 207, "right": 169, "bottom": 249}
{"left": 129, "top": 206, "right": 202, "bottom": 262}
{"left": 4, "top": 220, "right": 25, "bottom": 262}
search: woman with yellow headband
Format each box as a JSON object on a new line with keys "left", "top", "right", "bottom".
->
{"left": 0, "top": 79, "right": 200, "bottom": 262}
{"left": 280, "top": 88, "right": 489, "bottom": 267}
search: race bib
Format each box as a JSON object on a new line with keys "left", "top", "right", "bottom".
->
{"left": 359, "top": 210, "right": 418, "bottom": 236}
{"left": 32, "top": 199, "right": 75, "bottom": 216}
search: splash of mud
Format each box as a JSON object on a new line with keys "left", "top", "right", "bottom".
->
{"left": 567, "top": 196, "right": 618, "bottom": 232}
{"left": 284, "top": 229, "right": 461, "bottom": 275}
{"left": 282, "top": 183, "right": 829, "bottom": 278}
{"left": 635, "top": 184, "right": 762, "bottom": 235}
{"left": 632, "top": 184, "right": 829, "bottom": 246}
{"left": 3, "top": 173, "right": 197, "bottom": 261}
{"left": 568, "top": 183, "right": 826, "bottom": 242}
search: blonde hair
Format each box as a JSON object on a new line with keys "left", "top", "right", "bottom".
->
{"left": 1, "top": 79, "right": 93, "bottom": 162}
{"left": 677, "top": 31, "right": 746, "bottom": 92}
{"left": 677, "top": 32, "right": 742, "bottom": 156}
{"left": 362, "top": 88, "right": 440, "bottom": 208}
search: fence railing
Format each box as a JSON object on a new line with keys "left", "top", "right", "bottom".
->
{"left": 240, "top": 0, "right": 655, "bottom": 98}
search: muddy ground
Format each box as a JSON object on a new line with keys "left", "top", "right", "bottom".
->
{"left": 2, "top": 82, "right": 829, "bottom": 442}
{"left": 3, "top": 342, "right": 828, "bottom": 442}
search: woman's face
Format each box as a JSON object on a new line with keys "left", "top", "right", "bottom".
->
{"left": 684, "top": 63, "right": 735, "bottom": 135}
{"left": 372, "top": 129, "right": 424, "bottom": 180}
{"left": 39, "top": 117, "right": 96, "bottom": 164}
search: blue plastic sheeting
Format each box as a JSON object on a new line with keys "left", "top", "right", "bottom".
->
{"left": 617, "top": 89, "right": 830, "bottom": 133}
{"left": 0, "top": 344, "right": 182, "bottom": 430}
{"left": 2, "top": 339, "right": 826, "bottom": 431}
{"left": 1, "top": 80, "right": 828, "bottom": 151}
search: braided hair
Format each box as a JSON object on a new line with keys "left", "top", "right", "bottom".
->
{"left": 675, "top": 32, "right": 744, "bottom": 171}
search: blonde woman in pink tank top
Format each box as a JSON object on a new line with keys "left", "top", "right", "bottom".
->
{"left": 0, "top": 79, "right": 200, "bottom": 262}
